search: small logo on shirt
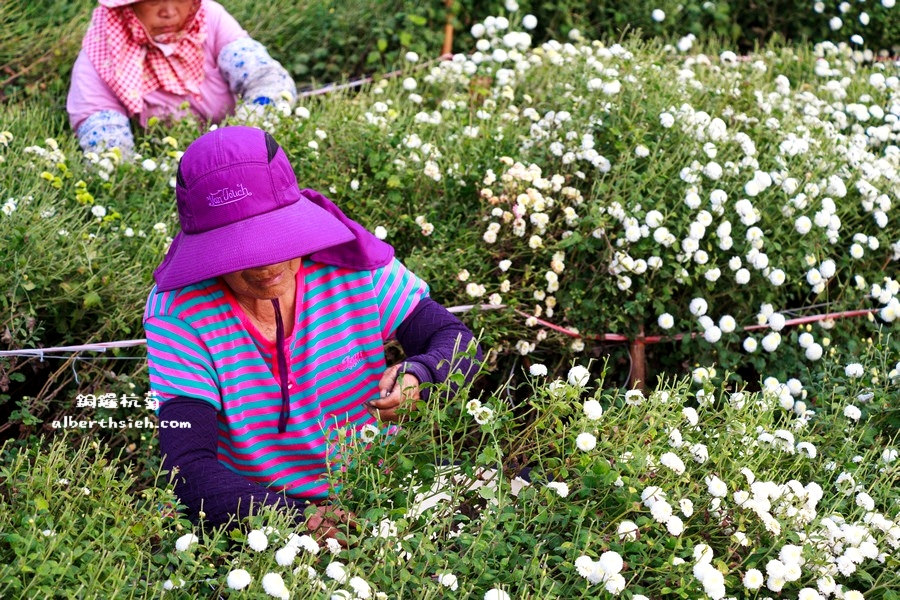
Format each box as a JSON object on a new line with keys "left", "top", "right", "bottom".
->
{"left": 339, "top": 351, "right": 364, "bottom": 371}
{"left": 207, "top": 183, "right": 252, "bottom": 207}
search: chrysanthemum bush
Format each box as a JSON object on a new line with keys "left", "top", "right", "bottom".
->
{"left": 3, "top": 337, "right": 897, "bottom": 598}
{"left": 2, "top": 11, "right": 899, "bottom": 426}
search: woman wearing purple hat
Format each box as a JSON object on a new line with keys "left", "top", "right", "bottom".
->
{"left": 68, "top": 0, "right": 296, "bottom": 155}
{"left": 143, "top": 126, "right": 481, "bottom": 537}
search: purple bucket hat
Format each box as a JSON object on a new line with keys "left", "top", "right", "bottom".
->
{"left": 153, "top": 126, "right": 356, "bottom": 292}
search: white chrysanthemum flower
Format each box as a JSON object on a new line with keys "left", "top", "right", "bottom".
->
{"left": 568, "top": 365, "right": 591, "bottom": 387}
{"left": 805, "top": 343, "right": 823, "bottom": 361}
{"left": 624, "top": 389, "right": 644, "bottom": 406}
{"left": 261, "top": 572, "right": 289, "bottom": 599}
{"left": 175, "top": 533, "right": 198, "bottom": 552}
{"left": 162, "top": 578, "right": 184, "bottom": 590}
{"left": 617, "top": 520, "right": 639, "bottom": 541}
{"left": 546, "top": 481, "right": 570, "bottom": 497}
{"left": 661, "top": 452, "right": 686, "bottom": 475}
{"left": 689, "top": 298, "right": 708, "bottom": 316}
{"left": 227, "top": 569, "right": 252, "bottom": 590}
{"left": 651, "top": 499, "right": 674, "bottom": 523}
{"left": 694, "top": 543, "right": 714, "bottom": 563}
{"left": 798, "top": 332, "right": 814, "bottom": 348}
{"left": 743, "top": 568, "right": 764, "bottom": 589}
{"left": 715, "top": 315, "right": 735, "bottom": 333}
{"left": 682, "top": 406, "right": 699, "bottom": 426}
{"left": 583, "top": 399, "right": 604, "bottom": 420}
{"left": 706, "top": 475, "right": 727, "bottom": 497}
{"left": 689, "top": 443, "right": 708, "bottom": 464}
{"left": 247, "top": 529, "right": 268, "bottom": 551}
{"left": 374, "top": 226, "right": 388, "bottom": 240}
{"left": 761, "top": 332, "right": 781, "bottom": 352}
{"left": 843, "top": 405, "right": 862, "bottom": 421}
{"left": 576, "top": 432, "right": 597, "bottom": 452}
{"left": 529, "top": 363, "right": 548, "bottom": 377}
{"left": 844, "top": 363, "right": 864, "bottom": 378}
{"left": 779, "top": 544, "right": 804, "bottom": 565}
{"left": 326, "top": 561, "right": 348, "bottom": 583}
{"left": 856, "top": 492, "right": 875, "bottom": 511}
{"left": 598, "top": 550, "right": 624, "bottom": 575}
{"left": 436, "top": 572, "right": 459, "bottom": 591}
{"left": 666, "top": 515, "right": 684, "bottom": 536}
{"left": 768, "top": 312, "right": 786, "bottom": 331}
{"left": 484, "top": 588, "right": 511, "bottom": 600}
{"left": 658, "top": 313, "right": 674, "bottom": 329}
{"left": 465, "top": 282, "right": 486, "bottom": 298}
{"left": 286, "top": 533, "right": 319, "bottom": 554}
{"left": 703, "top": 326, "right": 722, "bottom": 343}
{"left": 275, "top": 546, "right": 298, "bottom": 566}
{"left": 474, "top": 406, "right": 494, "bottom": 425}
{"left": 360, "top": 423, "right": 379, "bottom": 444}
{"left": 349, "top": 576, "right": 373, "bottom": 599}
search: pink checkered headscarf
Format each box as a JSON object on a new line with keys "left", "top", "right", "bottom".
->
{"left": 83, "top": 0, "right": 207, "bottom": 116}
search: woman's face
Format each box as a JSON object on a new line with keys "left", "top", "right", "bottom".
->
{"left": 131, "top": 0, "right": 196, "bottom": 38}
{"left": 221, "top": 259, "right": 302, "bottom": 301}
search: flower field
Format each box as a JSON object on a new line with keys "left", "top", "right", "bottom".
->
{"left": 1, "top": 3, "right": 899, "bottom": 599}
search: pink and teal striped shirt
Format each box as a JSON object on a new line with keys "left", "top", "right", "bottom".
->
{"left": 144, "top": 257, "right": 428, "bottom": 500}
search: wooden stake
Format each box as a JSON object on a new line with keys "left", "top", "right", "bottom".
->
{"left": 629, "top": 327, "right": 647, "bottom": 392}
{"left": 442, "top": 0, "right": 454, "bottom": 56}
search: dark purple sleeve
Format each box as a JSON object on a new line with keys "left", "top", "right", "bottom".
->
{"left": 394, "top": 297, "right": 483, "bottom": 401}
{"left": 159, "top": 397, "right": 307, "bottom": 527}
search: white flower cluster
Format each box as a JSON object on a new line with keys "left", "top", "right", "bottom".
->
{"left": 574, "top": 551, "right": 626, "bottom": 594}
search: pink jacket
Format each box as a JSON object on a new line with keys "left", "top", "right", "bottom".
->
{"left": 67, "top": 0, "right": 245, "bottom": 131}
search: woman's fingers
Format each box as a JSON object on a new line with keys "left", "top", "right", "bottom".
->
{"left": 377, "top": 364, "right": 402, "bottom": 398}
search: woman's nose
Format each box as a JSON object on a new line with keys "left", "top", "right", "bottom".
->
{"left": 158, "top": 2, "right": 177, "bottom": 18}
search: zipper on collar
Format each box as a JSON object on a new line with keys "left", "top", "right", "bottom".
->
{"left": 272, "top": 297, "right": 290, "bottom": 433}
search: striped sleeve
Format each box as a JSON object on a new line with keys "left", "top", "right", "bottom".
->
{"left": 145, "top": 315, "right": 222, "bottom": 411}
{"left": 371, "top": 258, "right": 430, "bottom": 340}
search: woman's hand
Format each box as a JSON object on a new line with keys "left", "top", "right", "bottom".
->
{"left": 368, "top": 363, "right": 420, "bottom": 422}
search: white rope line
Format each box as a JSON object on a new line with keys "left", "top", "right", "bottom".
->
{"left": 297, "top": 53, "right": 451, "bottom": 99}
{"left": 0, "top": 303, "right": 881, "bottom": 360}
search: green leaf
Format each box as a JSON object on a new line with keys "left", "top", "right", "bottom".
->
{"left": 376, "top": 38, "right": 388, "bottom": 53}
{"left": 34, "top": 496, "right": 49, "bottom": 511}
{"left": 407, "top": 14, "right": 427, "bottom": 26}
{"left": 83, "top": 291, "right": 101, "bottom": 309}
